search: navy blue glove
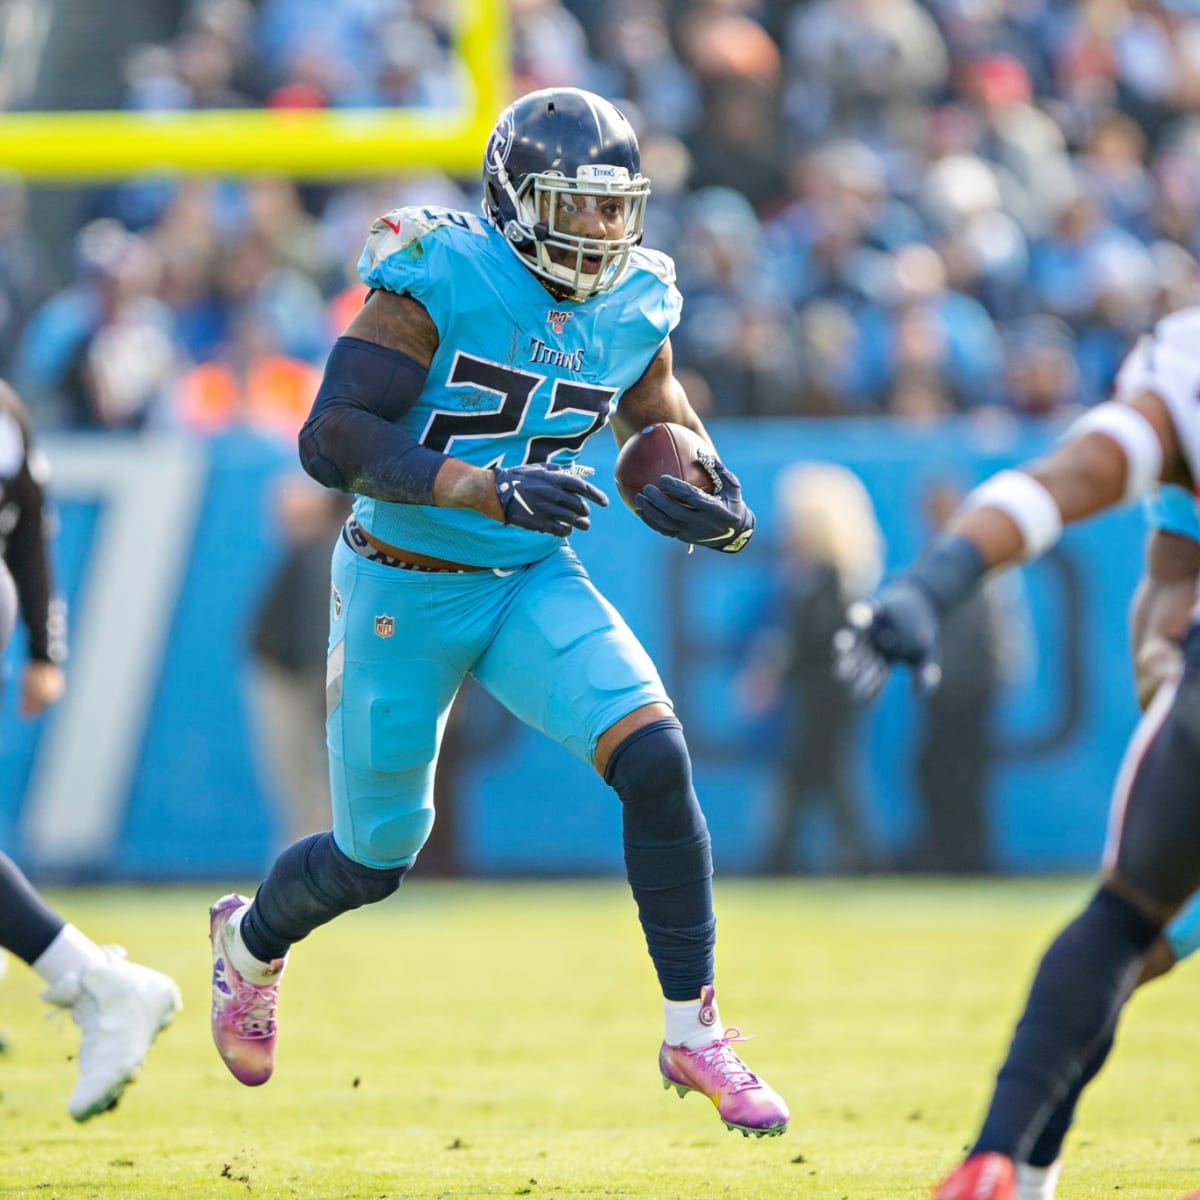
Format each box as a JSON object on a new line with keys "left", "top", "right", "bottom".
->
{"left": 634, "top": 453, "right": 755, "bottom": 553}
{"left": 832, "top": 582, "right": 944, "bottom": 703}
{"left": 493, "top": 463, "right": 608, "bottom": 537}
{"left": 832, "top": 533, "right": 987, "bottom": 703}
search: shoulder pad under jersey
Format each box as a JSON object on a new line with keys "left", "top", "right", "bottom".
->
{"left": 628, "top": 246, "right": 677, "bottom": 288}
{"left": 359, "top": 205, "right": 488, "bottom": 280}
{"left": 1143, "top": 483, "right": 1200, "bottom": 543}
{"left": 1113, "top": 306, "right": 1200, "bottom": 480}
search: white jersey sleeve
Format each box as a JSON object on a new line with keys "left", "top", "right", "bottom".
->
{"left": 1113, "top": 307, "right": 1200, "bottom": 479}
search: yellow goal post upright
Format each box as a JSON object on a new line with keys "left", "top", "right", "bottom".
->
{"left": 0, "top": 0, "right": 510, "bottom": 181}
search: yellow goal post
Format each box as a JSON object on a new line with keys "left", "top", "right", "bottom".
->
{"left": 0, "top": 0, "right": 509, "bottom": 181}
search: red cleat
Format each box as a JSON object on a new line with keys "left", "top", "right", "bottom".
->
{"left": 933, "top": 1154, "right": 1016, "bottom": 1200}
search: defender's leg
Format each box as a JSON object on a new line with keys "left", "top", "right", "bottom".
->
{"left": 936, "top": 646, "right": 1200, "bottom": 1200}
{"left": 0, "top": 850, "right": 180, "bottom": 1121}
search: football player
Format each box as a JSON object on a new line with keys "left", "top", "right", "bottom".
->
{"left": 207, "top": 87, "right": 784, "bottom": 1138}
{"left": 0, "top": 378, "right": 180, "bottom": 1120}
{"left": 834, "top": 309, "right": 1200, "bottom": 1198}
{"left": 1001, "top": 483, "right": 1200, "bottom": 1200}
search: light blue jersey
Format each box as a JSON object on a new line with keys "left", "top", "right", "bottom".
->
{"left": 1143, "top": 483, "right": 1200, "bottom": 543}
{"left": 323, "top": 206, "right": 679, "bottom": 868}
{"left": 354, "top": 205, "right": 681, "bottom": 568}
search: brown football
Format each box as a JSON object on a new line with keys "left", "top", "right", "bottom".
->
{"left": 613, "top": 422, "right": 717, "bottom": 513}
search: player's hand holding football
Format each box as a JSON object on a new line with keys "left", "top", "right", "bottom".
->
{"left": 493, "top": 463, "right": 609, "bottom": 537}
{"left": 634, "top": 458, "right": 755, "bottom": 553}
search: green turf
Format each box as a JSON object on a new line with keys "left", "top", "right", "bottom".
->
{"left": 0, "top": 878, "right": 1196, "bottom": 1199}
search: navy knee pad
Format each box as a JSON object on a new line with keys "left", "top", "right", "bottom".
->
{"left": 242, "top": 832, "right": 408, "bottom": 962}
{"left": 606, "top": 717, "right": 704, "bottom": 834}
{"left": 606, "top": 717, "right": 715, "bottom": 1000}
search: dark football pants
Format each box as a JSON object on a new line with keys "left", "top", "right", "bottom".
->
{"left": 1103, "top": 623, "right": 1200, "bottom": 910}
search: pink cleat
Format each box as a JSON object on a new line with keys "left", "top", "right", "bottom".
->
{"left": 658, "top": 986, "right": 789, "bottom": 1137}
{"left": 209, "top": 893, "right": 285, "bottom": 1086}
{"left": 932, "top": 1153, "right": 1016, "bottom": 1200}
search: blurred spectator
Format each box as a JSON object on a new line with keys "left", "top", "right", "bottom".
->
{"left": 1079, "top": 111, "right": 1153, "bottom": 230}
{"left": 959, "top": 51, "right": 1077, "bottom": 235}
{"left": 794, "top": 301, "right": 864, "bottom": 415}
{"left": 854, "top": 242, "right": 1006, "bottom": 409}
{"left": 510, "top": 0, "right": 592, "bottom": 93}
{"left": 672, "top": 187, "right": 802, "bottom": 415}
{"left": 766, "top": 139, "right": 927, "bottom": 311}
{"left": 21, "top": 0, "right": 1200, "bottom": 424}
{"left": 784, "top": 0, "right": 949, "bottom": 145}
{"left": 588, "top": 6, "right": 699, "bottom": 137}
{"left": 887, "top": 367, "right": 956, "bottom": 423}
{"left": 684, "top": 77, "right": 787, "bottom": 211}
{"left": 16, "top": 220, "right": 180, "bottom": 429}
{"left": 172, "top": 312, "right": 320, "bottom": 442}
{"left": 898, "top": 478, "right": 1030, "bottom": 874}
{"left": 1001, "top": 314, "right": 1083, "bottom": 416}
{"left": 738, "top": 462, "right": 884, "bottom": 874}
{"left": 0, "top": 174, "right": 55, "bottom": 381}
{"left": 247, "top": 475, "right": 350, "bottom": 848}
{"left": 213, "top": 230, "right": 329, "bottom": 364}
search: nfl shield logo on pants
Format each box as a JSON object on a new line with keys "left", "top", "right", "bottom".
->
{"left": 374, "top": 614, "right": 395, "bottom": 639}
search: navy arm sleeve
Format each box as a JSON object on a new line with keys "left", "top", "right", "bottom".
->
{"left": 0, "top": 403, "right": 63, "bottom": 664}
{"left": 298, "top": 336, "right": 449, "bottom": 505}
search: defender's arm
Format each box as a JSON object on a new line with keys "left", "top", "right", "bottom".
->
{"left": 836, "top": 387, "right": 1188, "bottom": 701}
{"left": 1130, "top": 486, "right": 1200, "bottom": 709}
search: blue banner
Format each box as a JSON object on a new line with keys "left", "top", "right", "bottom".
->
{"left": 0, "top": 418, "right": 1146, "bottom": 880}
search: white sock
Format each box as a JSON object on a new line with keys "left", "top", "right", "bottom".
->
{"left": 664, "top": 992, "right": 722, "bottom": 1049}
{"left": 32, "top": 924, "right": 108, "bottom": 987}
{"left": 223, "top": 907, "right": 285, "bottom": 985}
{"left": 1016, "top": 1160, "right": 1061, "bottom": 1200}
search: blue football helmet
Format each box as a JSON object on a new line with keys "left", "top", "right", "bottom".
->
{"left": 482, "top": 87, "right": 650, "bottom": 300}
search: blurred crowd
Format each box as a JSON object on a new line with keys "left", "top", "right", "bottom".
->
{"left": 6, "top": 0, "right": 1200, "bottom": 433}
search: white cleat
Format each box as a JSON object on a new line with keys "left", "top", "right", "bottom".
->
{"left": 41, "top": 946, "right": 182, "bottom": 1122}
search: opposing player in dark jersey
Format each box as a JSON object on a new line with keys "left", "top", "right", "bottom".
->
{"left": 207, "top": 87, "right": 786, "bottom": 1138}
{"left": 834, "top": 307, "right": 1200, "bottom": 1198}
{"left": 0, "top": 379, "right": 180, "bottom": 1121}
{"left": 977, "top": 484, "right": 1200, "bottom": 1200}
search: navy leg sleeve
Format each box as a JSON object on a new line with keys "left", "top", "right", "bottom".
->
{"left": 1024, "top": 1028, "right": 1114, "bottom": 1168}
{"left": 241, "top": 832, "right": 408, "bottom": 962}
{"left": 0, "top": 851, "right": 64, "bottom": 964}
{"left": 972, "top": 887, "right": 1160, "bottom": 1162}
{"left": 605, "top": 717, "right": 715, "bottom": 1001}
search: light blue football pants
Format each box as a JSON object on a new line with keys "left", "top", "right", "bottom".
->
{"left": 324, "top": 536, "right": 670, "bottom": 868}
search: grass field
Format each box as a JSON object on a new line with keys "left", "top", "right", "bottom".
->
{"left": 0, "top": 878, "right": 1197, "bottom": 1199}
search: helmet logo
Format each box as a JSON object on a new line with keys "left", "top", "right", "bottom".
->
{"left": 485, "top": 108, "right": 515, "bottom": 173}
{"left": 576, "top": 165, "right": 630, "bottom": 184}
